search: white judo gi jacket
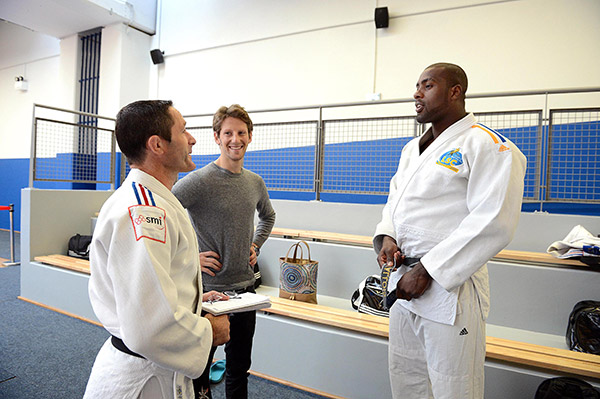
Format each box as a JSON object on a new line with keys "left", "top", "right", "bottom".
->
{"left": 87, "top": 169, "right": 213, "bottom": 397}
{"left": 374, "top": 113, "right": 526, "bottom": 325}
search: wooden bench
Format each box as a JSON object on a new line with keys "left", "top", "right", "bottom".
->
{"left": 33, "top": 252, "right": 600, "bottom": 380}
{"left": 263, "top": 297, "right": 600, "bottom": 379}
{"left": 270, "top": 227, "right": 590, "bottom": 269}
{"left": 34, "top": 228, "right": 589, "bottom": 274}
{"left": 34, "top": 254, "right": 91, "bottom": 274}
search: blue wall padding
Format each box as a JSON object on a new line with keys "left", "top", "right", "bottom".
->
{"left": 0, "top": 158, "right": 29, "bottom": 231}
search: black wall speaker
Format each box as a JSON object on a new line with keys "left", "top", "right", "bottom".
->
{"left": 374, "top": 7, "right": 389, "bottom": 29}
{"left": 150, "top": 49, "right": 165, "bottom": 65}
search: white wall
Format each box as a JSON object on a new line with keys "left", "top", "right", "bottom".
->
{"left": 0, "top": 59, "right": 62, "bottom": 160}
{"left": 2, "top": 0, "right": 600, "bottom": 160}
{"left": 378, "top": 0, "right": 600, "bottom": 95}
{"left": 153, "top": 0, "right": 600, "bottom": 114}
{"left": 0, "top": 28, "right": 85, "bottom": 161}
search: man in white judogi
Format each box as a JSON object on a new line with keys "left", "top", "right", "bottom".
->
{"left": 84, "top": 100, "right": 230, "bottom": 399}
{"left": 374, "top": 63, "right": 526, "bottom": 399}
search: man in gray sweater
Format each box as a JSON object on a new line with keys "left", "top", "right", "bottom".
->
{"left": 172, "top": 104, "right": 275, "bottom": 399}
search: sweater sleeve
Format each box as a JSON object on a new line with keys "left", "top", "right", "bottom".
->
{"left": 253, "top": 178, "right": 276, "bottom": 248}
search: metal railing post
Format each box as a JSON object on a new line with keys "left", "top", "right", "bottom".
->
{"left": 2, "top": 204, "right": 20, "bottom": 267}
{"left": 314, "top": 107, "right": 325, "bottom": 201}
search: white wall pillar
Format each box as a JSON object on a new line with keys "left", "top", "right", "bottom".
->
{"left": 57, "top": 34, "right": 80, "bottom": 111}
{"left": 98, "top": 23, "right": 152, "bottom": 119}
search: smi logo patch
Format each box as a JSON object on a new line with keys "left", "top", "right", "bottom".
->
{"left": 129, "top": 205, "right": 167, "bottom": 243}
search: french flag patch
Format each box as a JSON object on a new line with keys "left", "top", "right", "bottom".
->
{"left": 132, "top": 182, "right": 156, "bottom": 206}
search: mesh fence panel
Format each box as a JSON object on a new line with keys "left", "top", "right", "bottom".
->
{"left": 247, "top": 121, "right": 317, "bottom": 192}
{"left": 186, "top": 122, "right": 318, "bottom": 192}
{"left": 34, "top": 117, "right": 114, "bottom": 184}
{"left": 322, "top": 117, "right": 417, "bottom": 195}
{"left": 548, "top": 108, "right": 600, "bottom": 202}
{"left": 34, "top": 101, "right": 600, "bottom": 205}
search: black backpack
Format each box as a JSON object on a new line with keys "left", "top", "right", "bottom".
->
{"left": 535, "top": 377, "right": 600, "bottom": 399}
{"left": 566, "top": 300, "right": 600, "bottom": 355}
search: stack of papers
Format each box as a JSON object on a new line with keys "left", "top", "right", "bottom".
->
{"left": 202, "top": 292, "right": 271, "bottom": 316}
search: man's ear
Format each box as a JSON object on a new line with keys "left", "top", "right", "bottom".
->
{"left": 449, "top": 84, "right": 463, "bottom": 101}
{"left": 146, "top": 135, "right": 165, "bottom": 156}
{"left": 214, "top": 131, "right": 221, "bottom": 145}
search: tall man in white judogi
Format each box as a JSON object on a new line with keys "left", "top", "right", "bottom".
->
{"left": 374, "top": 63, "right": 526, "bottom": 399}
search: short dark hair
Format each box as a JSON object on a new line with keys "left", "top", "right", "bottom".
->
{"left": 212, "top": 104, "right": 253, "bottom": 136}
{"left": 115, "top": 100, "right": 174, "bottom": 164}
{"left": 426, "top": 62, "right": 468, "bottom": 100}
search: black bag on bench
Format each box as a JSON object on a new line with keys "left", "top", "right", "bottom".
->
{"left": 566, "top": 300, "right": 600, "bottom": 355}
{"left": 351, "top": 275, "right": 389, "bottom": 318}
{"left": 535, "top": 377, "right": 600, "bottom": 399}
{"left": 68, "top": 234, "right": 92, "bottom": 260}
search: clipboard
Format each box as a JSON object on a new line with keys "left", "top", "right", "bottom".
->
{"left": 202, "top": 292, "right": 271, "bottom": 316}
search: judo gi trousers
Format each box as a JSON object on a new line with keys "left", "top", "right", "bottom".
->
{"left": 388, "top": 280, "right": 485, "bottom": 399}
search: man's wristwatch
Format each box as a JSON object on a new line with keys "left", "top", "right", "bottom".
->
{"left": 251, "top": 243, "right": 260, "bottom": 256}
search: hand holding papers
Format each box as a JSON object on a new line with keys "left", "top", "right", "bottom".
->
{"left": 202, "top": 292, "right": 271, "bottom": 316}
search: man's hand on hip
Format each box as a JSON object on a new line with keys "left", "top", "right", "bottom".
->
{"left": 199, "top": 251, "right": 222, "bottom": 276}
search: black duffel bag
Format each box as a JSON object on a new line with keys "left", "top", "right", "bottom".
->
{"left": 351, "top": 275, "right": 389, "bottom": 318}
{"left": 535, "top": 377, "right": 600, "bottom": 399}
{"left": 68, "top": 234, "right": 92, "bottom": 260}
{"left": 566, "top": 300, "right": 600, "bottom": 355}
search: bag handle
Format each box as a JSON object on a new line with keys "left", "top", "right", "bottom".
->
{"left": 284, "top": 242, "right": 301, "bottom": 262}
{"left": 296, "top": 240, "right": 312, "bottom": 262}
{"left": 351, "top": 275, "right": 377, "bottom": 310}
{"left": 284, "top": 240, "right": 312, "bottom": 262}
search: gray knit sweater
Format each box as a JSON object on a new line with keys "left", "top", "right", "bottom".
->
{"left": 172, "top": 162, "right": 276, "bottom": 291}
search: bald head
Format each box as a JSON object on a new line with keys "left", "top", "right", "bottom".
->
{"left": 425, "top": 63, "right": 468, "bottom": 102}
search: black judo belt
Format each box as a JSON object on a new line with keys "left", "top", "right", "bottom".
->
{"left": 380, "top": 256, "right": 421, "bottom": 310}
{"left": 111, "top": 335, "right": 145, "bottom": 359}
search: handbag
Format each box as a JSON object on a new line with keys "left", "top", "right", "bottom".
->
{"left": 279, "top": 241, "right": 318, "bottom": 304}
{"left": 351, "top": 275, "right": 389, "bottom": 318}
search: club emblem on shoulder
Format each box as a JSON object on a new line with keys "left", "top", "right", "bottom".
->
{"left": 436, "top": 148, "right": 463, "bottom": 172}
